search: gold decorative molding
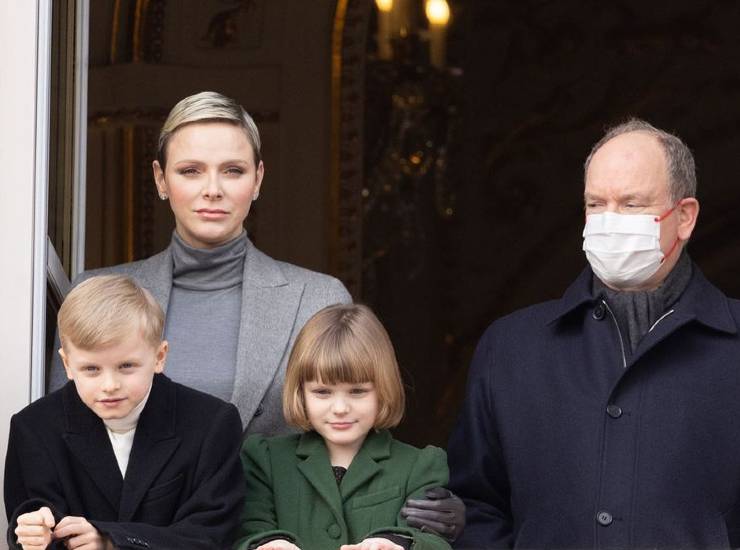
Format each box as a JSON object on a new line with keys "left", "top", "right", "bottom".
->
{"left": 122, "top": 126, "right": 136, "bottom": 262}
{"left": 329, "top": 0, "right": 347, "bottom": 284}
{"left": 329, "top": 0, "right": 370, "bottom": 298}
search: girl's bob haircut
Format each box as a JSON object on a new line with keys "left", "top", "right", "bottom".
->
{"left": 283, "top": 303, "right": 405, "bottom": 431}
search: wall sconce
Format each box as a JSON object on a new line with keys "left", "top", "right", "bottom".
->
{"left": 374, "top": 0, "right": 451, "bottom": 69}
{"left": 364, "top": 0, "right": 460, "bottom": 287}
{"left": 375, "top": 0, "right": 393, "bottom": 60}
{"left": 425, "top": 0, "right": 450, "bottom": 69}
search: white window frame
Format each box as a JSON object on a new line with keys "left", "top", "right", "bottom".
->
{"left": 32, "top": 0, "right": 53, "bottom": 401}
{"left": 0, "top": 0, "right": 88, "bottom": 531}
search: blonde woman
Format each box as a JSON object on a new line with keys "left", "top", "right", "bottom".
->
{"left": 51, "top": 91, "right": 350, "bottom": 437}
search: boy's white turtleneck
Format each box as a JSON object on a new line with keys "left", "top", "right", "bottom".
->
{"left": 104, "top": 385, "right": 151, "bottom": 478}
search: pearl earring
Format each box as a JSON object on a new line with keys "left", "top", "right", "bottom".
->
{"left": 159, "top": 193, "right": 168, "bottom": 200}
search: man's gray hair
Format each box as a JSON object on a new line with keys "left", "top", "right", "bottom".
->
{"left": 584, "top": 118, "right": 697, "bottom": 202}
{"left": 157, "top": 91, "right": 262, "bottom": 169}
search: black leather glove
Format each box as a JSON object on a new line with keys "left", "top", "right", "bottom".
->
{"left": 400, "top": 487, "right": 466, "bottom": 542}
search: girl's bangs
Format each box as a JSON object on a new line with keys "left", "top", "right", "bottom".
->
{"left": 303, "top": 336, "right": 376, "bottom": 385}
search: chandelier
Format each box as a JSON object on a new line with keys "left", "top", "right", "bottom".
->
{"left": 363, "top": 0, "right": 460, "bottom": 287}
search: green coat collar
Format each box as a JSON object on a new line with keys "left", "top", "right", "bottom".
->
{"left": 295, "top": 429, "right": 392, "bottom": 459}
{"left": 295, "top": 430, "right": 393, "bottom": 505}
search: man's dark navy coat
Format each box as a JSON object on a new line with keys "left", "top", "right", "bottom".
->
{"left": 449, "top": 265, "right": 740, "bottom": 549}
{"left": 4, "top": 373, "right": 244, "bottom": 549}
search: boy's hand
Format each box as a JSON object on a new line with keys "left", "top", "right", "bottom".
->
{"left": 53, "top": 516, "right": 113, "bottom": 550}
{"left": 255, "top": 540, "right": 301, "bottom": 550}
{"left": 340, "top": 538, "right": 404, "bottom": 550}
{"left": 15, "top": 506, "right": 55, "bottom": 550}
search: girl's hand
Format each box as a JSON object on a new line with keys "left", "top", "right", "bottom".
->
{"left": 15, "top": 506, "right": 55, "bottom": 550}
{"left": 340, "top": 537, "right": 405, "bottom": 550}
{"left": 255, "top": 539, "right": 301, "bottom": 550}
{"left": 53, "top": 516, "right": 113, "bottom": 550}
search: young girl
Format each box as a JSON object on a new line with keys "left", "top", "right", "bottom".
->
{"left": 234, "top": 304, "right": 451, "bottom": 550}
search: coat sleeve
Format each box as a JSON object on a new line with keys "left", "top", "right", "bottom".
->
{"left": 367, "top": 445, "right": 452, "bottom": 550}
{"left": 91, "top": 403, "right": 245, "bottom": 550}
{"left": 447, "top": 326, "right": 513, "bottom": 549}
{"left": 4, "top": 415, "right": 70, "bottom": 550}
{"left": 232, "top": 435, "right": 298, "bottom": 550}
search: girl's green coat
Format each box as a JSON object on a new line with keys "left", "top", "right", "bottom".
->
{"left": 235, "top": 429, "right": 452, "bottom": 550}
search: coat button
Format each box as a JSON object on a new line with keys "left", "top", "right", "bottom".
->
{"left": 254, "top": 403, "right": 264, "bottom": 417}
{"left": 596, "top": 511, "right": 613, "bottom": 526}
{"left": 593, "top": 303, "right": 606, "bottom": 320}
{"left": 327, "top": 524, "right": 341, "bottom": 538}
{"left": 606, "top": 404, "right": 623, "bottom": 418}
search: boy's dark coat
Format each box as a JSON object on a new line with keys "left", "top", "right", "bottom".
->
{"left": 4, "top": 373, "right": 244, "bottom": 549}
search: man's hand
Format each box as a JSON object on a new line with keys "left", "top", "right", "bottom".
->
{"left": 53, "top": 516, "right": 113, "bottom": 550}
{"left": 340, "top": 537, "right": 404, "bottom": 550}
{"left": 15, "top": 506, "right": 55, "bottom": 550}
{"left": 401, "top": 487, "right": 466, "bottom": 542}
{"left": 255, "top": 539, "right": 301, "bottom": 550}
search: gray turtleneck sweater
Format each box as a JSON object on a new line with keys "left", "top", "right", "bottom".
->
{"left": 163, "top": 231, "right": 246, "bottom": 401}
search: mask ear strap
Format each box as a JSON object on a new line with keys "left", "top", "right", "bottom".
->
{"left": 657, "top": 199, "right": 685, "bottom": 262}
{"left": 660, "top": 237, "right": 680, "bottom": 264}
{"left": 654, "top": 199, "right": 684, "bottom": 222}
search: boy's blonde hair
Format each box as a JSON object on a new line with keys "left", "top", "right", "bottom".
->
{"left": 58, "top": 275, "right": 164, "bottom": 352}
{"left": 283, "top": 304, "right": 405, "bottom": 430}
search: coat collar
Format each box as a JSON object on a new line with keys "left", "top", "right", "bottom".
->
{"left": 62, "top": 382, "right": 124, "bottom": 511}
{"left": 546, "top": 264, "right": 737, "bottom": 335}
{"left": 338, "top": 430, "right": 391, "bottom": 500}
{"left": 295, "top": 430, "right": 392, "bottom": 504}
{"left": 229, "top": 238, "right": 304, "bottom": 428}
{"left": 545, "top": 267, "right": 597, "bottom": 325}
{"left": 295, "top": 431, "right": 345, "bottom": 527}
{"left": 141, "top": 235, "right": 304, "bottom": 429}
{"left": 117, "top": 374, "right": 181, "bottom": 520}
{"left": 134, "top": 247, "right": 173, "bottom": 315}
{"left": 62, "top": 374, "right": 182, "bottom": 519}
{"left": 294, "top": 428, "right": 392, "bottom": 459}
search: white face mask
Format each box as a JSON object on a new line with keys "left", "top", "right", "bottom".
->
{"left": 582, "top": 209, "right": 677, "bottom": 289}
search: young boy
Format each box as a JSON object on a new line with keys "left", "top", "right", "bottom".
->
{"left": 4, "top": 275, "right": 244, "bottom": 550}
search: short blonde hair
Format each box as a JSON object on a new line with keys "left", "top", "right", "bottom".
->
{"left": 283, "top": 304, "right": 405, "bottom": 430}
{"left": 58, "top": 275, "right": 164, "bottom": 352}
{"left": 157, "top": 90, "right": 262, "bottom": 168}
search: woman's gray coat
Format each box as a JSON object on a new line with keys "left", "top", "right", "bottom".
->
{"left": 50, "top": 237, "right": 351, "bottom": 436}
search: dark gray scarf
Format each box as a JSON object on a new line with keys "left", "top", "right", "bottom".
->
{"left": 594, "top": 250, "right": 692, "bottom": 354}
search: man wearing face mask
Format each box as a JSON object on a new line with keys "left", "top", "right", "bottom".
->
{"left": 448, "top": 119, "right": 740, "bottom": 549}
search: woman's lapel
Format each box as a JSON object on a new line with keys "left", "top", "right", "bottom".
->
{"left": 133, "top": 246, "right": 174, "bottom": 314}
{"left": 230, "top": 238, "right": 303, "bottom": 428}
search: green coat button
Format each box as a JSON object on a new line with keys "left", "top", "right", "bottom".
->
{"left": 327, "top": 524, "right": 342, "bottom": 538}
